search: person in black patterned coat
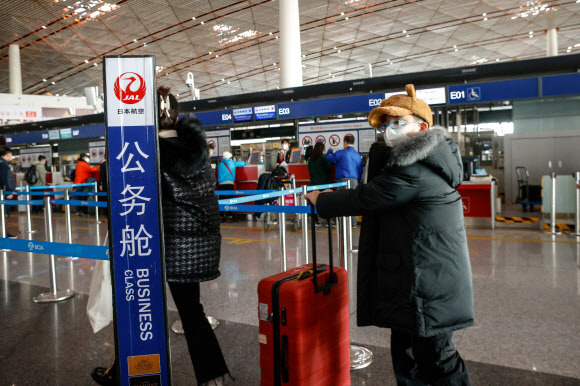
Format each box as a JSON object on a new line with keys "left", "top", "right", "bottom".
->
{"left": 91, "top": 87, "right": 231, "bottom": 386}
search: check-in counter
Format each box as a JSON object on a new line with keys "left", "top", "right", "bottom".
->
{"left": 457, "top": 180, "right": 496, "bottom": 228}
{"left": 234, "top": 164, "right": 266, "bottom": 190}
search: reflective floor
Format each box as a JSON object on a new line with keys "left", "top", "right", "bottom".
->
{"left": 0, "top": 211, "right": 579, "bottom": 385}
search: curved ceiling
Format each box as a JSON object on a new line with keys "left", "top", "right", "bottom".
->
{"left": 0, "top": 0, "right": 579, "bottom": 102}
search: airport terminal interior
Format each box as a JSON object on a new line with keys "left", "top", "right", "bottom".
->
{"left": 1, "top": 0, "right": 580, "bottom": 385}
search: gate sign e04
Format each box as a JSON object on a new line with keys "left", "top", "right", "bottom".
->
{"left": 104, "top": 56, "right": 171, "bottom": 386}
{"left": 448, "top": 78, "right": 538, "bottom": 105}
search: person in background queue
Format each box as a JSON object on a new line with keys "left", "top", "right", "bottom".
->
{"left": 31, "top": 155, "right": 47, "bottom": 214}
{"left": 217, "top": 151, "right": 246, "bottom": 222}
{"left": 307, "top": 141, "right": 331, "bottom": 225}
{"left": 277, "top": 139, "right": 291, "bottom": 164}
{"left": 74, "top": 153, "right": 99, "bottom": 216}
{"left": 305, "top": 84, "right": 473, "bottom": 385}
{"left": 92, "top": 86, "right": 232, "bottom": 386}
{"left": 0, "top": 147, "right": 17, "bottom": 238}
{"left": 326, "top": 134, "right": 363, "bottom": 227}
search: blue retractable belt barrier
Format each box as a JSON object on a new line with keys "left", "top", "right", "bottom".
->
{"left": 4, "top": 191, "right": 65, "bottom": 196}
{"left": 15, "top": 182, "right": 96, "bottom": 191}
{"left": 52, "top": 199, "right": 108, "bottom": 208}
{"left": 0, "top": 238, "right": 109, "bottom": 260}
{"left": 219, "top": 204, "right": 315, "bottom": 214}
{"left": 0, "top": 199, "right": 44, "bottom": 205}
{"left": 217, "top": 181, "right": 348, "bottom": 205}
{"left": 214, "top": 190, "right": 276, "bottom": 195}
{"left": 68, "top": 191, "right": 108, "bottom": 197}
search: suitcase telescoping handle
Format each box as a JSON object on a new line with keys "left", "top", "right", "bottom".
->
{"left": 309, "top": 204, "right": 337, "bottom": 294}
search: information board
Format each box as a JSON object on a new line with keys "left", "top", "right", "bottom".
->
{"left": 233, "top": 107, "right": 253, "bottom": 123}
{"left": 448, "top": 78, "right": 538, "bottom": 105}
{"left": 249, "top": 149, "right": 261, "bottom": 164}
{"left": 541, "top": 73, "right": 580, "bottom": 97}
{"left": 60, "top": 128, "right": 73, "bottom": 139}
{"left": 384, "top": 87, "right": 446, "bottom": 105}
{"left": 290, "top": 147, "right": 302, "bottom": 163}
{"left": 104, "top": 55, "right": 170, "bottom": 386}
{"left": 254, "top": 105, "right": 276, "bottom": 120}
{"left": 195, "top": 109, "right": 232, "bottom": 126}
{"left": 278, "top": 93, "right": 383, "bottom": 120}
{"left": 298, "top": 120, "right": 376, "bottom": 155}
{"left": 205, "top": 128, "right": 231, "bottom": 159}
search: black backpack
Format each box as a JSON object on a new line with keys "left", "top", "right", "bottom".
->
{"left": 69, "top": 168, "right": 76, "bottom": 182}
{"left": 25, "top": 164, "right": 38, "bottom": 185}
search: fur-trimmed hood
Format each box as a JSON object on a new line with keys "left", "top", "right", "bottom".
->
{"left": 159, "top": 114, "right": 209, "bottom": 177}
{"left": 386, "top": 126, "right": 463, "bottom": 189}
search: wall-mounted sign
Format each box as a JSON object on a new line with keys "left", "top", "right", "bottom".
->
{"left": 298, "top": 120, "right": 376, "bottom": 155}
{"left": 194, "top": 109, "right": 232, "bottom": 126}
{"left": 254, "top": 105, "right": 276, "bottom": 121}
{"left": 205, "top": 128, "right": 231, "bottom": 159}
{"left": 233, "top": 107, "right": 253, "bottom": 123}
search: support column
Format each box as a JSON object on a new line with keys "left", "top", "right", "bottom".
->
{"left": 9, "top": 45, "right": 22, "bottom": 95}
{"left": 456, "top": 108, "right": 465, "bottom": 156}
{"left": 546, "top": 28, "right": 558, "bottom": 57}
{"left": 279, "top": 0, "right": 303, "bottom": 88}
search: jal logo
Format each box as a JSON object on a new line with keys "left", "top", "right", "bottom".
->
{"left": 114, "top": 72, "right": 146, "bottom": 104}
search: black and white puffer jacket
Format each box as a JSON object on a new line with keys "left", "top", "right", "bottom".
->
{"left": 159, "top": 115, "right": 221, "bottom": 283}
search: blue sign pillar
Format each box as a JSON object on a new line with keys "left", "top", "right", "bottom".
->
{"left": 103, "top": 56, "right": 171, "bottom": 386}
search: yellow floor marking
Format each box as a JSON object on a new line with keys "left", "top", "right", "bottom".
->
{"left": 512, "top": 217, "right": 523, "bottom": 221}
{"left": 223, "top": 237, "right": 278, "bottom": 244}
{"left": 467, "top": 236, "right": 579, "bottom": 244}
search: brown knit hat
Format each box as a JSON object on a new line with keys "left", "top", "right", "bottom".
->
{"left": 368, "top": 84, "right": 433, "bottom": 128}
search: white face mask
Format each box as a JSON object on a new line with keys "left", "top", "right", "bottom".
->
{"left": 282, "top": 143, "right": 289, "bottom": 150}
{"left": 380, "top": 120, "right": 421, "bottom": 146}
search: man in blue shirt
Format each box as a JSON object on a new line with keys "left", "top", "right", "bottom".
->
{"left": 326, "top": 135, "right": 363, "bottom": 226}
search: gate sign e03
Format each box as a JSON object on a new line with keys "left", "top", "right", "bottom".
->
{"left": 104, "top": 56, "right": 170, "bottom": 386}
{"left": 448, "top": 78, "right": 538, "bottom": 105}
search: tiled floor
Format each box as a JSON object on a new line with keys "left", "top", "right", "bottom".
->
{"left": 0, "top": 211, "right": 579, "bottom": 385}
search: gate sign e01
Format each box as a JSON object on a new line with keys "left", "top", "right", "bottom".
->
{"left": 448, "top": 78, "right": 538, "bottom": 105}
{"left": 103, "top": 56, "right": 171, "bottom": 386}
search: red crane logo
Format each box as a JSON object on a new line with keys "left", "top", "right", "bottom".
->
{"left": 114, "top": 72, "right": 146, "bottom": 104}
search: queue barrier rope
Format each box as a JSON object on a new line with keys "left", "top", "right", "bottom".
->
{"left": 214, "top": 190, "right": 276, "bottom": 195}
{"left": 4, "top": 191, "right": 65, "bottom": 196}
{"left": 52, "top": 199, "right": 108, "bottom": 208}
{"left": 218, "top": 181, "right": 348, "bottom": 205}
{"left": 15, "top": 182, "right": 95, "bottom": 191}
{"left": 219, "top": 204, "right": 315, "bottom": 214}
{"left": 68, "top": 191, "right": 108, "bottom": 197}
{"left": 0, "top": 237, "right": 109, "bottom": 260}
{"left": 0, "top": 199, "right": 45, "bottom": 206}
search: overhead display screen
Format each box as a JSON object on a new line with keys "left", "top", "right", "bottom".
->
{"left": 254, "top": 105, "right": 276, "bottom": 121}
{"left": 384, "top": 87, "right": 447, "bottom": 105}
{"left": 233, "top": 107, "right": 253, "bottom": 123}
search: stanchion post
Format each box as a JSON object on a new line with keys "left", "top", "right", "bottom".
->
{"left": 346, "top": 180, "right": 356, "bottom": 252}
{"left": 340, "top": 216, "right": 348, "bottom": 271}
{"left": 0, "top": 191, "right": 6, "bottom": 239}
{"left": 25, "top": 186, "right": 36, "bottom": 234}
{"left": 279, "top": 188, "right": 287, "bottom": 272}
{"left": 93, "top": 181, "right": 101, "bottom": 224}
{"left": 33, "top": 196, "right": 75, "bottom": 303}
{"left": 62, "top": 191, "right": 78, "bottom": 261}
{"left": 548, "top": 172, "right": 561, "bottom": 235}
{"left": 573, "top": 171, "right": 580, "bottom": 237}
{"left": 301, "top": 185, "right": 309, "bottom": 264}
{"left": 490, "top": 180, "right": 496, "bottom": 230}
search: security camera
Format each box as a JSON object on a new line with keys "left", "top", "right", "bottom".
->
{"left": 185, "top": 72, "right": 194, "bottom": 88}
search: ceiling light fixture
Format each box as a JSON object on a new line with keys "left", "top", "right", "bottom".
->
{"left": 43, "top": 79, "right": 47, "bottom": 82}
{"left": 192, "top": 16, "right": 196, "bottom": 20}
{"left": 85, "top": 60, "right": 89, "bottom": 63}
{"left": 201, "top": 21, "right": 205, "bottom": 25}
{"left": 52, "top": 81, "right": 56, "bottom": 84}
{"left": 483, "top": 17, "right": 487, "bottom": 21}
{"left": 403, "top": 30, "right": 406, "bottom": 33}
{"left": 133, "top": 39, "right": 137, "bottom": 42}
{"left": 345, "top": 17, "right": 349, "bottom": 20}
{"left": 94, "top": 63, "right": 98, "bottom": 66}
{"left": 42, "top": 25, "right": 47, "bottom": 29}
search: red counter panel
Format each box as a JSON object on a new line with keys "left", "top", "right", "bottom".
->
{"left": 457, "top": 184, "right": 492, "bottom": 218}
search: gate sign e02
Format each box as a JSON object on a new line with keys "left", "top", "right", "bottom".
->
{"left": 104, "top": 56, "right": 170, "bottom": 386}
{"left": 448, "top": 78, "right": 538, "bottom": 105}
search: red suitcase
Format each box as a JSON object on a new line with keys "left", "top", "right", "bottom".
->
{"left": 258, "top": 209, "right": 351, "bottom": 386}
